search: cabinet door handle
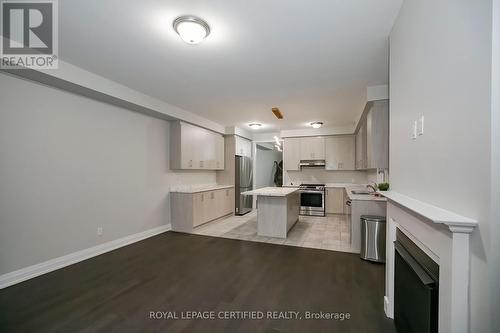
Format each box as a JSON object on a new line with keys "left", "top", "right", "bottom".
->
{"left": 201, "top": 194, "right": 204, "bottom": 202}
{"left": 211, "top": 192, "right": 215, "bottom": 199}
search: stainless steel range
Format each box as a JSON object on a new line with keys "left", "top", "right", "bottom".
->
{"left": 299, "top": 183, "right": 325, "bottom": 217}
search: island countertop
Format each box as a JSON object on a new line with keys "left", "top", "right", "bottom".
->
{"left": 170, "top": 184, "right": 234, "bottom": 194}
{"left": 241, "top": 187, "right": 299, "bottom": 197}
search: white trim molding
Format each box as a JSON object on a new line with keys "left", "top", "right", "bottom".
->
{"left": 380, "top": 191, "right": 477, "bottom": 333}
{"left": 379, "top": 191, "right": 478, "bottom": 229}
{"left": 0, "top": 224, "right": 171, "bottom": 289}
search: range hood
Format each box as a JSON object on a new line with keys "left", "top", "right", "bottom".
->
{"left": 299, "top": 160, "right": 326, "bottom": 168}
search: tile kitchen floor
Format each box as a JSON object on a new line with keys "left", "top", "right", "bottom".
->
{"left": 191, "top": 211, "right": 357, "bottom": 253}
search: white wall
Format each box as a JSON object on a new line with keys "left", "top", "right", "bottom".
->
{"left": 390, "top": 0, "right": 492, "bottom": 331}
{"left": 10, "top": 59, "right": 226, "bottom": 134}
{"left": 0, "top": 73, "right": 216, "bottom": 275}
{"left": 255, "top": 145, "right": 282, "bottom": 188}
{"left": 491, "top": 0, "right": 500, "bottom": 320}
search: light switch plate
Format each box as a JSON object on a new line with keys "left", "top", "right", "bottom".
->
{"left": 418, "top": 116, "right": 424, "bottom": 136}
{"left": 412, "top": 120, "right": 417, "bottom": 140}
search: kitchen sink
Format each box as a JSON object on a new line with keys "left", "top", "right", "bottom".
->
{"left": 351, "top": 190, "right": 372, "bottom": 195}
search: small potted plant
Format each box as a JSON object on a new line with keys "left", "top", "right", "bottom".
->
{"left": 377, "top": 182, "right": 390, "bottom": 191}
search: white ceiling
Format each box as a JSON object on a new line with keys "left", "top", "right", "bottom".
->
{"left": 59, "top": 0, "right": 402, "bottom": 132}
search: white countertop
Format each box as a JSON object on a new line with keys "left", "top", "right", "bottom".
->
{"left": 241, "top": 187, "right": 299, "bottom": 197}
{"left": 325, "top": 183, "right": 361, "bottom": 188}
{"left": 170, "top": 184, "right": 234, "bottom": 194}
{"left": 285, "top": 183, "right": 360, "bottom": 188}
{"left": 285, "top": 183, "right": 385, "bottom": 201}
{"left": 284, "top": 183, "right": 361, "bottom": 188}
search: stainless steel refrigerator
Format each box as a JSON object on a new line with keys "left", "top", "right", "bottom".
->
{"left": 235, "top": 155, "right": 253, "bottom": 215}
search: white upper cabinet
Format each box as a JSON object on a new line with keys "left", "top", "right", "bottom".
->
{"left": 299, "top": 137, "right": 325, "bottom": 160}
{"left": 215, "top": 134, "right": 225, "bottom": 170}
{"left": 325, "top": 135, "right": 355, "bottom": 170}
{"left": 170, "top": 121, "right": 224, "bottom": 170}
{"left": 366, "top": 101, "right": 389, "bottom": 169}
{"left": 284, "top": 138, "right": 301, "bottom": 171}
{"left": 235, "top": 136, "right": 252, "bottom": 158}
{"left": 354, "top": 100, "right": 389, "bottom": 170}
{"left": 355, "top": 122, "right": 367, "bottom": 170}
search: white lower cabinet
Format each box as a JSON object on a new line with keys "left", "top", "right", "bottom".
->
{"left": 171, "top": 187, "right": 235, "bottom": 232}
{"left": 325, "top": 188, "right": 346, "bottom": 214}
{"left": 350, "top": 200, "right": 386, "bottom": 253}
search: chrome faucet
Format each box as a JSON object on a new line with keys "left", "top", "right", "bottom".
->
{"left": 366, "top": 183, "right": 378, "bottom": 193}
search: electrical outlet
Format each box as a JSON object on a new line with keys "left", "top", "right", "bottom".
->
{"left": 418, "top": 115, "right": 424, "bottom": 136}
{"left": 97, "top": 227, "right": 103, "bottom": 236}
{"left": 411, "top": 120, "right": 417, "bottom": 140}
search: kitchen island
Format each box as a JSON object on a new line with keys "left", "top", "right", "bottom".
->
{"left": 241, "top": 187, "right": 300, "bottom": 238}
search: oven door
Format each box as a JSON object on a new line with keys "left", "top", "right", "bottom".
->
{"left": 300, "top": 190, "right": 325, "bottom": 216}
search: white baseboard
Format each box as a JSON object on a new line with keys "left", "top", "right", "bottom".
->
{"left": 0, "top": 224, "right": 171, "bottom": 289}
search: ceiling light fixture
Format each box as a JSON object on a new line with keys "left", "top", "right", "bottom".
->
{"left": 173, "top": 15, "right": 210, "bottom": 44}
{"left": 310, "top": 122, "right": 323, "bottom": 129}
{"left": 248, "top": 123, "right": 262, "bottom": 130}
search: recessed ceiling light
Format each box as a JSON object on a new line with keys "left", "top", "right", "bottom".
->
{"left": 310, "top": 122, "right": 323, "bottom": 129}
{"left": 173, "top": 15, "right": 210, "bottom": 44}
{"left": 248, "top": 123, "right": 262, "bottom": 130}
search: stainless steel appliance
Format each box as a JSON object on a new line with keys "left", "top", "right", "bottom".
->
{"left": 298, "top": 160, "right": 326, "bottom": 168}
{"left": 235, "top": 155, "right": 253, "bottom": 215}
{"left": 299, "top": 183, "right": 325, "bottom": 216}
{"left": 360, "top": 215, "right": 386, "bottom": 262}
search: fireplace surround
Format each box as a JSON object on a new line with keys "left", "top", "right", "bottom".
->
{"left": 394, "top": 229, "right": 439, "bottom": 333}
{"left": 380, "top": 191, "right": 477, "bottom": 333}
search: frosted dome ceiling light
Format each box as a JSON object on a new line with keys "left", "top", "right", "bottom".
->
{"left": 248, "top": 123, "right": 262, "bottom": 130}
{"left": 310, "top": 122, "right": 323, "bottom": 129}
{"left": 173, "top": 16, "right": 210, "bottom": 44}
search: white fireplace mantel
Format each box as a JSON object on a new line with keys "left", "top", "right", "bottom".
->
{"left": 379, "top": 191, "right": 478, "bottom": 333}
{"left": 379, "top": 191, "right": 478, "bottom": 231}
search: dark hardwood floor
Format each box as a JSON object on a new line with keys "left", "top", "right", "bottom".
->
{"left": 0, "top": 232, "right": 396, "bottom": 333}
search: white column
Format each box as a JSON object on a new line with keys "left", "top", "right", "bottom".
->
{"left": 384, "top": 217, "right": 398, "bottom": 318}
{"left": 448, "top": 225, "right": 474, "bottom": 333}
